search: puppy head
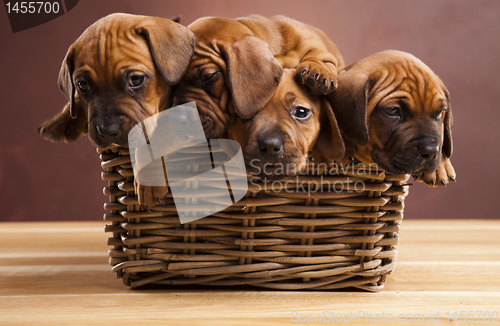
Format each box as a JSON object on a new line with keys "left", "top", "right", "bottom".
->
{"left": 329, "top": 50, "right": 453, "bottom": 176}
{"left": 173, "top": 17, "right": 283, "bottom": 139}
{"left": 228, "top": 69, "right": 344, "bottom": 179}
{"left": 40, "top": 13, "right": 195, "bottom": 149}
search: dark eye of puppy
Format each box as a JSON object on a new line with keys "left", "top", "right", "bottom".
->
{"left": 385, "top": 106, "right": 401, "bottom": 117}
{"left": 435, "top": 109, "right": 444, "bottom": 120}
{"left": 201, "top": 71, "right": 220, "bottom": 84}
{"left": 292, "top": 106, "right": 311, "bottom": 120}
{"left": 129, "top": 75, "right": 145, "bottom": 88}
{"left": 77, "top": 80, "right": 90, "bottom": 92}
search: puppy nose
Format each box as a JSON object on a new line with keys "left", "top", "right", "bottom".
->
{"left": 96, "top": 123, "right": 120, "bottom": 137}
{"left": 417, "top": 141, "right": 440, "bottom": 159}
{"left": 258, "top": 136, "right": 283, "bottom": 155}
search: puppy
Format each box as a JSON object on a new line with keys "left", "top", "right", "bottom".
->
{"left": 329, "top": 50, "right": 455, "bottom": 186}
{"left": 173, "top": 15, "right": 345, "bottom": 139}
{"left": 37, "top": 13, "right": 195, "bottom": 150}
{"left": 227, "top": 69, "right": 344, "bottom": 179}
{"left": 138, "top": 15, "right": 344, "bottom": 206}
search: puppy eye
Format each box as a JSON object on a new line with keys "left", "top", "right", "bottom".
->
{"left": 77, "top": 80, "right": 90, "bottom": 92}
{"left": 435, "top": 110, "right": 444, "bottom": 120}
{"left": 292, "top": 106, "right": 311, "bottom": 120}
{"left": 129, "top": 75, "right": 145, "bottom": 88}
{"left": 385, "top": 107, "right": 401, "bottom": 117}
{"left": 201, "top": 71, "right": 219, "bottom": 83}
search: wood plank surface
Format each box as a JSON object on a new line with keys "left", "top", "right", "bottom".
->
{"left": 0, "top": 220, "right": 499, "bottom": 325}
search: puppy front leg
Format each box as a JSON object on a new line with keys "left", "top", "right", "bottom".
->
{"left": 417, "top": 157, "right": 456, "bottom": 187}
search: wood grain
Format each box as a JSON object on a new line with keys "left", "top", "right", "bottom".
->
{"left": 0, "top": 220, "right": 499, "bottom": 325}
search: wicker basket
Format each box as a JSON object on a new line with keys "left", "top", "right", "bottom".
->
{"left": 100, "top": 146, "right": 409, "bottom": 292}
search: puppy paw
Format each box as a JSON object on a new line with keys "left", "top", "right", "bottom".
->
{"left": 136, "top": 181, "right": 170, "bottom": 208}
{"left": 296, "top": 61, "right": 337, "bottom": 95}
{"left": 417, "top": 158, "right": 456, "bottom": 187}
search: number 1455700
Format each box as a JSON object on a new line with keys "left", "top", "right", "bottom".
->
{"left": 5, "top": 2, "right": 60, "bottom": 14}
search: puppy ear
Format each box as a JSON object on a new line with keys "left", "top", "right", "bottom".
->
{"left": 58, "top": 47, "right": 76, "bottom": 118}
{"left": 313, "top": 98, "right": 345, "bottom": 161}
{"left": 327, "top": 70, "right": 370, "bottom": 146}
{"left": 223, "top": 36, "right": 283, "bottom": 119}
{"left": 37, "top": 100, "right": 88, "bottom": 143}
{"left": 38, "top": 46, "right": 88, "bottom": 143}
{"left": 137, "top": 18, "right": 196, "bottom": 85}
{"left": 442, "top": 87, "right": 453, "bottom": 158}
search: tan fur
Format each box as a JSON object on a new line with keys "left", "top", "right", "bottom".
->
{"left": 137, "top": 15, "right": 346, "bottom": 207}
{"left": 37, "top": 13, "right": 196, "bottom": 207}
{"left": 138, "top": 15, "right": 283, "bottom": 207}
{"left": 37, "top": 13, "right": 195, "bottom": 150}
{"left": 328, "top": 50, "right": 455, "bottom": 187}
{"left": 173, "top": 15, "right": 345, "bottom": 139}
{"left": 227, "top": 69, "right": 344, "bottom": 179}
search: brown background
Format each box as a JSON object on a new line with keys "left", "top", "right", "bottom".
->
{"left": 0, "top": 0, "right": 498, "bottom": 222}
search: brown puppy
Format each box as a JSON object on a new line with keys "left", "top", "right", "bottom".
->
{"left": 138, "top": 15, "right": 344, "bottom": 206}
{"left": 329, "top": 50, "right": 455, "bottom": 186}
{"left": 227, "top": 69, "right": 344, "bottom": 179}
{"left": 173, "top": 15, "right": 344, "bottom": 139}
{"left": 37, "top": 13, "right": 195, "bottom": 150}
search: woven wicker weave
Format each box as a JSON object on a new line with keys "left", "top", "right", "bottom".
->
{"left": 101, "top": 146, "right": 409, "bottom": 292}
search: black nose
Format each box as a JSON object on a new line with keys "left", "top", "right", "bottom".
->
{"left": 417, "top": 141, "right": 440, "bottom": 159}
{"left": 258, "top": 136, "right": 283, "bottom": 155}
{"left": 96, "top": 123, "right": 121, "bottom": 138}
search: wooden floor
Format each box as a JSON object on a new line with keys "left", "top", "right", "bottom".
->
{"left": 0, "top": 220, "right": 499, "bottom": 325}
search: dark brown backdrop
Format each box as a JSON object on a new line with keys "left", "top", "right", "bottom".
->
{"left": 1, "top": 0, "right": 498, "bottom": 221}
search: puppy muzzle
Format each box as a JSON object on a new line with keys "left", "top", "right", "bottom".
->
{"left": 384, "top": 138, "right": 441, "bottom": 175}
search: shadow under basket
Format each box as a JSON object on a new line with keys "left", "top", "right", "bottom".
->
{"left": 100, "top": 147, "right": 410, "bottom": 292}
